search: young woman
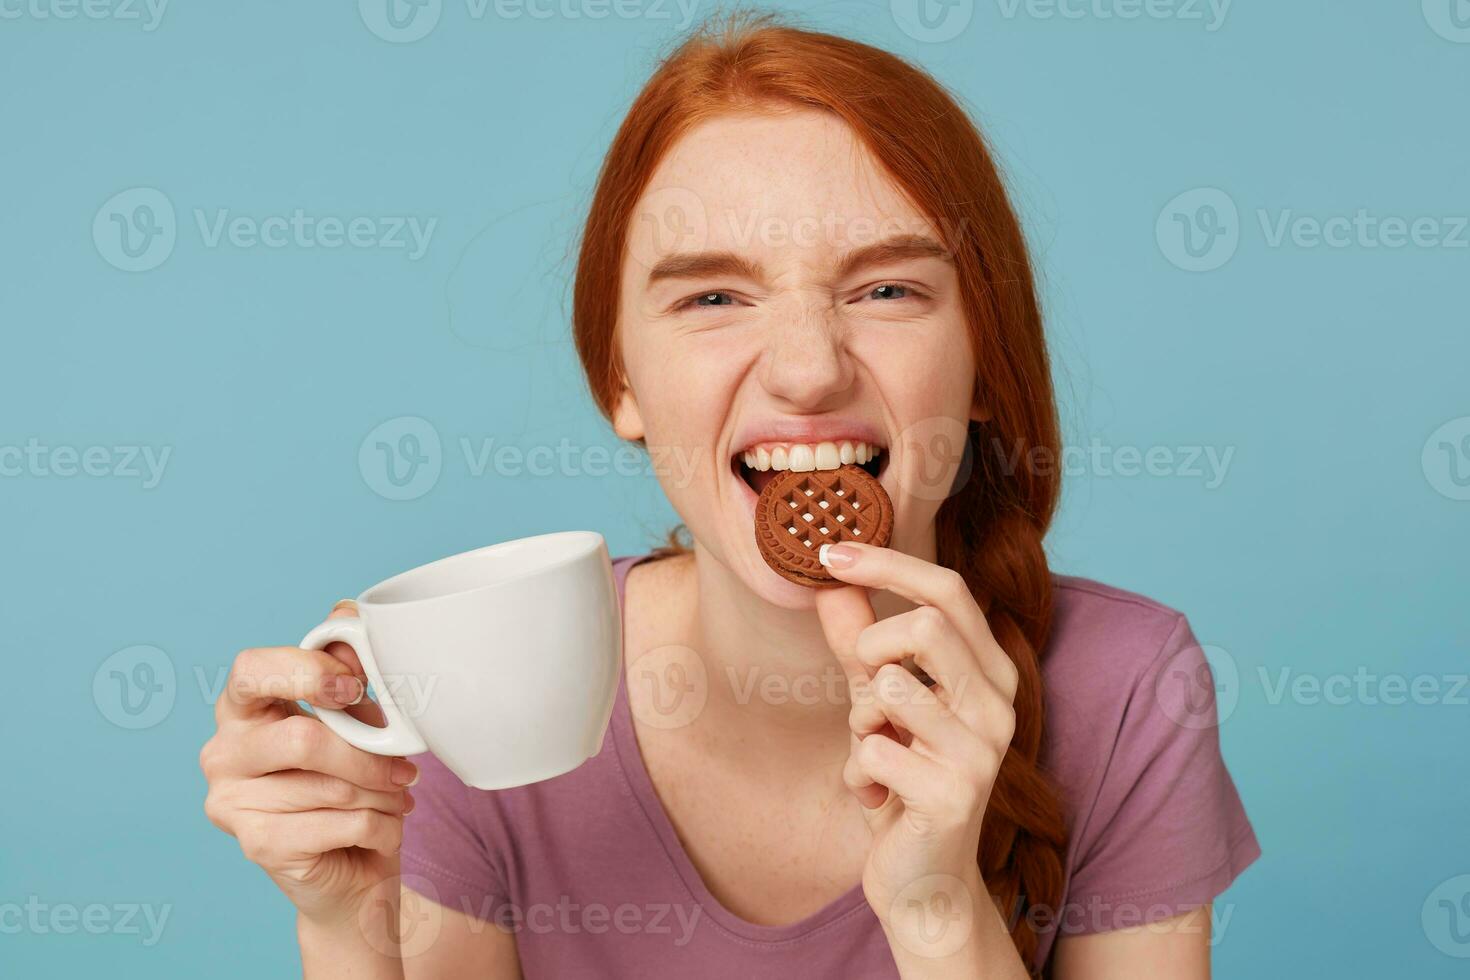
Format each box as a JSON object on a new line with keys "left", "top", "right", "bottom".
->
{"left": 199, "top": 14, "right": 1259, "bottom": 978}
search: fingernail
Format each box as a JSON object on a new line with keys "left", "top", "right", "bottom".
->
{"left": 391, "top": 759, "right": 420, "bottom": 787}
{"left": 403, "top": 791, "right": 416, "bottom": 815}
{"left": 328, "top": 675, "right": 364, "bottom": 705}
{"left": 819, "top": 543, "right": 858, "bottom": 569}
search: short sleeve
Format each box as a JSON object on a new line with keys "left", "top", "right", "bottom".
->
{"left": 1057, "top": 615, "right": 1260, "bottom": 936}
{"left": 398, "top": 750, "right": 507, "bottom": 921}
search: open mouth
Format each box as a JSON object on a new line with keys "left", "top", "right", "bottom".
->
{"left": 732, "top": 440, "right": 886, "bottom": 497}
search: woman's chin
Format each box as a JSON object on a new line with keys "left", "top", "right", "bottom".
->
{"left": 732, "top": 541, "right": 820, "bottom": 610}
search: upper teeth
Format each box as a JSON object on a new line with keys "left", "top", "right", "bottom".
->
{"left": 741, "top": 441, "right": 882, "bottom": 472}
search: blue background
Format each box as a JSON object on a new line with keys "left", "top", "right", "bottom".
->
{"left": 3, "top": 1, "right": 1467, "bottom": 976}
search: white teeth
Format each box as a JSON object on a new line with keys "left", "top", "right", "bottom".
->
{"left": 740, "top": 441, "right": 883, "bottom": 473}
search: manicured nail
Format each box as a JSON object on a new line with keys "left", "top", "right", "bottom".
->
{"left": 819, "top": 543, "right": 858, "bottom": 569}
{"left": 328, "top": 675, "right": 364, "bottom": 705}
{"left": 403, "top": 791, "right": 416, "bottom": 815}
{"left": 391, "top": 759, "right": 420, "bottom": 787}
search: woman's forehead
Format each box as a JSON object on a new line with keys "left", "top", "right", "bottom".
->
{"left": 635, "top": 110, "right": 936, "bottom": 255}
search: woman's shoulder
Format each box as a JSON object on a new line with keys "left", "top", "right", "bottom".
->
{"left": 1039, "top": 572, "right": 1218, "bottom": 779}
{"left": 1039, "top": 574, "right": 1260, "bottom": 929}
{"left": 1045, "top": 573, "right": 1194, "bottom": 676}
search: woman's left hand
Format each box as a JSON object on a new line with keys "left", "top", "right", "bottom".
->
{"left": 813, "top": 541, "right": 1020, "bottom": 961}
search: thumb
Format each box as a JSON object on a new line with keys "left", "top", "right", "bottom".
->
{"left": 814, "top": 584, "right": 877, "bottom": 690}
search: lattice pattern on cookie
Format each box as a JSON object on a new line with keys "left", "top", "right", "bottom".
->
{"left": 777, "top": 472, "right": 871, "bottom": 550}
{"left": 754, "top": 464, "right": 894, "bottom": 586}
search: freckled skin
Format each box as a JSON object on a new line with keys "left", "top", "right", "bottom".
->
{"left": 612, "top": 109, "right": 979, "bottom": 610}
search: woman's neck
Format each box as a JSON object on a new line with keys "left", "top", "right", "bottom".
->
{"left": 647, "top": 535, "right": 933, "bottom": 753}
{"left": 693, "top": 552, "right": 851, "bottom": 733}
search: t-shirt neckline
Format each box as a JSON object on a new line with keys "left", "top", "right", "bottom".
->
{"left": 606, "top": 552, "right": 874, "bottom": 946}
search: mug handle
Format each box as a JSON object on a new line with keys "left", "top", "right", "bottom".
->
{"left": 299, "top": 618, "right": 428, "bottom": 757}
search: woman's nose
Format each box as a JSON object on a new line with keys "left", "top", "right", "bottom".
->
{"left": 757, "top": 306, "right": 855, "bottom": 411}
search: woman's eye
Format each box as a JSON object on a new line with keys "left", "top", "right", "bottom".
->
{"left": 677, "top": 291, "right": 737, "bottom": 310}
{"left": 868, "top": 283, "right": 912, "bottom": 301}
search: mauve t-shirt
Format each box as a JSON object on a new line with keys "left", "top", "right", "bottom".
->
{"left": 400, "top": 554, "right": 1260, "bottom": 977}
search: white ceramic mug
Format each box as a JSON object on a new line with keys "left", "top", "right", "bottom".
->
{"left": 299, "top": 531, "right": 621, "bottom": 790}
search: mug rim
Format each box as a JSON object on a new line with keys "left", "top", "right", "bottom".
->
{"left": 356, "top": 530, "right": 606, "bottom": 609}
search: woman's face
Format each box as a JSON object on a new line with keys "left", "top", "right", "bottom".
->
{"left": 614, "top": 108, "right": 980, "bottom": 608}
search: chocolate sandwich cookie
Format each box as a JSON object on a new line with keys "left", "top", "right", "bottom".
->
{"left": 754, "top": 464, "right": 894, "bottom": 588}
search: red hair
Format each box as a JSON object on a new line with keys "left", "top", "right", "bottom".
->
{"left": 572, "top": 11, "right": 1067, "bottom": 970}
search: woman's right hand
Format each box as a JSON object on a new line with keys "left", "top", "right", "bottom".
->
{"left": 199, "top": 599, "right": 420, "bottom": 929}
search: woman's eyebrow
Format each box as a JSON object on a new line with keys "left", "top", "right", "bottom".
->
{"left": 646, "top": 250, "right": 762, "bottom": 286}
{"left": 644, "top": 233, "right": 952, "bottom": 287}
{"left": 834, "top": 234, "right": 953, "bottom": 279}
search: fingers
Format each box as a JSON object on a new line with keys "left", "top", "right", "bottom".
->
{"left": 823, "top": 543, "right": 1018, "bottom": 700}
{"left": 860, "top": 663, "right": 981, "bottom": 759}
{"left": 841, "top": 733, "right": 891, "bottom": 810}
{"left": 844, "top": 731, "right": 944, "bottom": 808}
{"left": 853, "top": 606, "right": 991, "bottom": 715}
{"left": 232, "top": 807, "right": 406, "bottom": 866}
{"left": 215, "top": 645, "right": 365, "bottom": 725}
{"left": 813, "top": 584, "right": 879, "bottom": 689}
{"left": 216, "top": 770, "right": 413, "bottom": 819}
{"left": 319, "top": 600, "right": 392, "bottom": 728}
{"left": 213, "top": 714, "right": 419, "bottom": 792}
{"left": 322, "top": 599, "right": 366, "bottom": 676}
